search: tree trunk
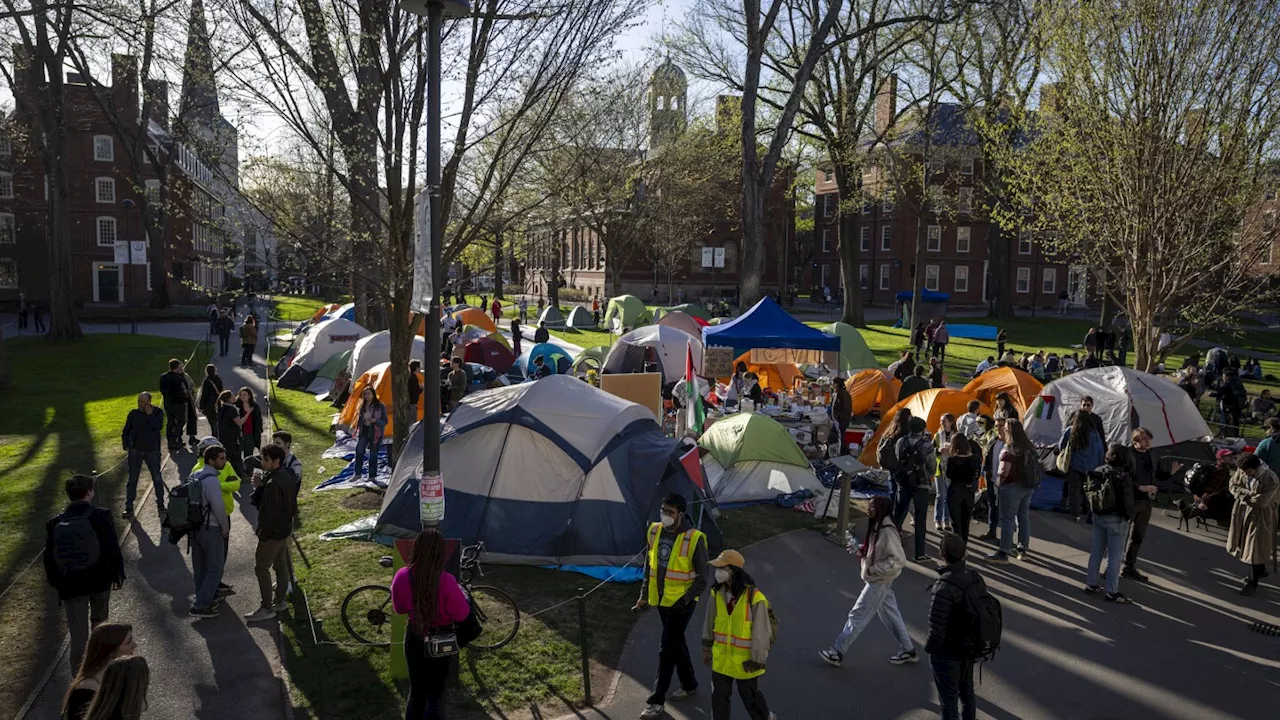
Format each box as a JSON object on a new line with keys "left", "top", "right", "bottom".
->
{"left": 1130, "top": 316, "right": 1156, "bottom": 373}
{"left": 492, "top": 234, "right": 504, "bottom": 300}
{"left": 837, "top": 205, "right": 865, "bottom": 327}
{"left": 388, "top": 285, "right": 413, "bottom": 460}
{"left": 740, "top": 178, "right": 765, "bottom": 308}
{"left": 1096, "top": 271, "right": 1116, "bottom": 327}
{"left": 986, "top": 224, "right": 1014, "bottom": 320}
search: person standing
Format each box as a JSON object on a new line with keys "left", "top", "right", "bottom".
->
{"left": 237, "top": 388, "right": 264, "bottom": 468}
{"left": 1123, "top": 428, "right": 1173, "bottom": 582}
{"left": 634, "top": 494, "right": 708, "bottom": 719}
{"left": 158, "top": 359, "right": 190, "bottom": 452}
{"left": 831, "top": 379, "right": 853, "bottom": 455}
{"left": 927, "top": 534, "right": 984, "bottom": 720}
{"left": 957, "top": 400, "right": 982, "bottom": 439}
{"left": 479, "top": 295, "right": 488, "bottom": 314}
{"left": 1083, "top": 327, "right": 1098, "bottom": 358}
{"left": 911, "top": 322, "right": 927, "bottom": 357}
{"left": 1057, "top": 288, "right": 1070, "bottom": 315}
{"left": 933, "top": 320, "right": 950, "bottom": 361}
{"left": 82, "top": 656, "right": 150, "bottom": 720}
{"left": 701, "top": 549, "right": 774, "bottom": 720}
{"left": 198, "top": 364, "right": 223, "bottom": 434}
{"left": 214, "top": 309, "right": 234, "bottom": 357}
{"left": 216, "top": 391, "right": 245, "bottom": 479}
{"left": 353, "top": 387, "right": 388, "bottom": 479}
{"left": 447, "top": 357, "right": 468, "bottom": 409}
{"left": 190, "top": 445, "right": 232, "bottom": 617}
{"left": 1084, "top": 444, "right": 1136, "bottom": 603}
{"left": 1227, "top": 454, "right": 1279, "bottom": 596}
{"left": 986, "top": 419, "right": 1038, "bottom": 563}
{"left": 818, "top": 495, "right": 917, "bottom": 669}
{"left": 510, "top": 319, "right": 522, "bottom": 359}
{"left": 933, "top": 414, "right": 958, "bottom": 532}
{"left": 16, "top": 291, "right": 27, "bottom": 330}
{"left": 898, "top": 365, "right": 931, "bottom": 402}
{"left": 407, "top": 360, "right": 423, "bottom": 421}
{"left": 896, "top": 417, "right": 936, "bottom": 562}
{"left": 533, "top": 321, "right": 550, "bottom": 344}
{"left": 1213, "top": 368, "right": 1248, "bottom": 438}
{"left": 975, "top": 416, "right": 1002, "bottom": 542}
{"left": 32, "top": 299, "right": 44, "bottom": 332}
{"left": 43, "top": 474, "right": 126, "bottom": 671}
{"left": 995, "top": 328, "right": 1007, "bottom": 360}
{"left": 1059, "top": 407, "right": 1105, "bottom": 522}
{"left": 121, "top": 392, "right": 166, "bottom": 519}
{"left": 519, "top": 296, "right": 529, "bottom": 323}
{"left": 391, "top": 528, "right": 474, "bottom": 720}
{"left": 245, "top": 444, "right": 299, "bottom": 621}
{"left": 190, "top": 436, "right": 240, "bottom": 599}
{"left": 62, "top": 622, "right": 135, "bottom": 720}
{"left": 592, "top": 295, "right": 601, "bottom": 326}
{"left": 239, "top": 315, "right": 259, "bottom": 368}
{"left": 1253, "top": 418, "right": 1280, "bottom": 476}
{"left": 945, "top": 435, "right": 981, "bottom": 543}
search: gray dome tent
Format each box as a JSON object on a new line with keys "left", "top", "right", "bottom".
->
{"left": 566, "top": 305, "right": 597, "bottom": 329}
{"left": 538, "top": 305, "right": 566, "bottom": 328}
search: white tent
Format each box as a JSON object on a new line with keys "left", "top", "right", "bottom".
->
{"left": 602, "top": 325, "right": 703, "bottom": 384}
{"left": 348, "top": 330, "right": 426, "bottom": 381}
{"left": 1022, "top": 367, "right": 1212, "bottom": 448}
{"left": 288, "top": 317, "right": 367, "bottom": 372}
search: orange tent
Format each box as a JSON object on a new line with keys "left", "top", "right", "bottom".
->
{"left": 338, "top": 362, "right": 425, "bottom": 438}
{"left": 718, "top": 351, "right": 804, "bottom": 391}
{"left": 308, "top": 303, "right": 340, "bottom": 323}
{"left": 452, "top": 307, "right": 497, "bottom": 333}
{"left": 858, "top": 388, "right": 991, "bottom": 466}
{"left": 845, "top": 369, "right": 902, "bottom": 416}
{"left": 962, "top": 367, "right": 1043, "bottom": 416}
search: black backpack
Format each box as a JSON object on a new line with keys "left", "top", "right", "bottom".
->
{"left": 1020, "top": 451, "right": 1043, "bottom": 488}
{"left": 897, "top": 436, "right": 928, "bottom": 488}
{"left": 52, "top": 512, "right": 101, "bottom": 574}
{"left": 167, "top": 470, "right": 209, "bottom": 537}
{"left": 945, "top": 572, "right": 1002, "bottom": 663}
{"left": 877, "top": 434, "right": 901, "bottom": 472}
{"left": 1085, "top": 467, "right": 1120, "bottom": 515}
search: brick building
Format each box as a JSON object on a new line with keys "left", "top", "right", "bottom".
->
{"left": 806, "top": 77, "right": 1083, "bottom": 311}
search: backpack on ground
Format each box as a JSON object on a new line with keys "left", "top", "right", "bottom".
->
{"left": 877, "top": 434, "right": 901, "bottom": 472}
{"left": 167, "top": 471, "right": 208, "bottom": 536}
{"left": 945, "top": 573, "right": 1002, "bottom": 663}
{"left": 52, "top": 513, "right": 101, "bottom": 574}
{"left": 747, "top": 588, "right": 778, "bottom": 644}
{"left": 1085, "top": 468, "right": 1118, "bottom": 515}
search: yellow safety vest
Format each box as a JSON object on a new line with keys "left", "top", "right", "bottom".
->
{"left": 712, "top": 587, "right": 768, "bottom": 680}
{"left": 646, "top": 523, "right": 705, "bottom": 607}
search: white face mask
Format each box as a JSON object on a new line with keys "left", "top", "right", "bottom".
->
{"left": 660, "top": 514, "right": 677, "bottom": 529}
{"left": 714, "top": 568, "right": 732, "bottom": 585}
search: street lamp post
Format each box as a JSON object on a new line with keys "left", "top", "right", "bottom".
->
{"left": 401, "top": 0, "right": 469, "bottom": 525}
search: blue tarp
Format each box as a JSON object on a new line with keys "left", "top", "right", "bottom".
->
{"left": 702, "top": 296, "right": 840, "bottom": 356}
{"left": 1031, "top": 474, "right": 1066, "bottom": 512}
{"left": 946, "top": 324, "right": 1000, "bottom": 340}
{"left": 895, "top": 290, "right": 951, "bottom": 303}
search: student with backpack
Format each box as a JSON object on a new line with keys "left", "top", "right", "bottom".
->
{"left": 701, "top": 549, "right": 776, "bottom": 720}
{"left": 1084, "top": 444, "right": 1136, "bottom": 603}
{"left": 928, "top": 534, "right": 1000, "bottom": 720}
{"left": 818, "top": 495, "right": 917, "bottom": 669}
{"left": 185, "top": 445, "right": 232, "bottom": 618}
{"left": 1058, "top": 405, "right": 1105, "bottom": 522}
{"left": 896, "top": 417, "right": 936, "bottom": 562}
{"left": 986, "top": 419, "right": 1040, "bottom": 563}
{"left": 43, "top": 474, "right": 126, "bottom": 672}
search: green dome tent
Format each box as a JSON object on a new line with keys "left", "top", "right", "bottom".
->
{"left": 668, "top": 303, "right": 712, "bottom": 321}
{"left": 566, "top": 305, "right": 596, "bottom": 329}
{"left": 827, "top": 322, "right": 880, "bottom": 372}
{"left": 571, "top": 346, "right": 609, "bottom": 374}
{"left": 603, "top": 295, "right": 653, "bottom": 333}
{"left": 538, "top": 305, "right": 566, "bottom": 328}
{"left": 697, "top": 413, "right": 820, "bottom": 502}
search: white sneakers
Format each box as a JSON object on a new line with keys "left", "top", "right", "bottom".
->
{"left": 639, "top": 704, "right": 664, "bottom": 719}
{"left": 244, "top": 607, "right": 277, "bottom": 622}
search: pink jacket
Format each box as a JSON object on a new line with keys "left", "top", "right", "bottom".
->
{"left": 391, "top": 567, "right": 471, "bottom": 630}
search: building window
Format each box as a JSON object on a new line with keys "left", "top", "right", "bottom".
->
{"left": 927, "top": 225, "right": 941, "bottom": 252}
{"left": 861, "top": 199, "right": 871, "bottom": 216}
{"left": 95, "top": 177, "right": 116, "bottom": 204}
{"left": 94, "top": 135, "right": 114, "bottom": 161}
{"left": 881, "top": 226, "right": 892, "bottom": 251}
{"left": 1016, "top": 267, "right": 1031, "bottom": 293}
{"left": 824, "top": 194, "right": 835, "bottom": 217}
{"left": 860, "top": 227, "right": 871, "bottom": 252}
{"left": 960, "top": 157, "right": 974, "bottom": 175}
{"left": 957, "top": 187, "right": 973, "bottom": 213}
{"left": 860, "top": 264, "right": 869, "bottom": 289}
{"left": 956, "top": 226, "right": 971, "bottom": 253}
{"left": 1018, "top": 231, "right": 1033, "bottom": 254}
{"left": 0, "top": 172, "right": 12, "bottom": 199}
{"left": 821, "top": 229, "right": 831, "bottom": 252}
{"left": 1042, "top": 268, "right": 1057, "bottom": 294}
{"left": 823, "top": 170, "right": 833, "bottom": 182}
{"left": 0, "top": 136, "right": 10, "bottom": 156}
{"left": 97, "top": 216, "right": 117, "bottom": 246}
{"left": 882, "top": 196, "right": 894, "bottom": 214}
{"left": 954, "top": 265, "right": 969, "bottom": 292}
{"left": 879, "top": 263, "right": 891, "bottom": 290}
{"left": 0, "top": 258, "right": 16, "bottom": 289}
{"left": 145, "top": 179, "right": 160, "bottom": 203}
{"left": 925, "top": 264, "right": 940, "bottom": 291}
{"left": 926, "top": 159, "right": 943, "bottom": 176}
{"left": 820, "top": 263, "right": 830, "bottom": 289}
{"left": 0, "top": 213, "right": 13, "bottom": 244}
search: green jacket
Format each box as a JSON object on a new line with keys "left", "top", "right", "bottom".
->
{"left": 192, "top": 458, "right": 240, "bottom": 516}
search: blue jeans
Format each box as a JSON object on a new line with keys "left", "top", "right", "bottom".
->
{"left": 998, "top": 484, "right": 1033, "bottom": 554}
{"left": 191, "top": 526, "right": 226, "bottom": 608}
{"left": 126, "top": 449, "right": 165, "bottom": 511}
{"left": 354, "top": 432, "right": 378, "bottom": 478}
{"left": 1087, "top": 515, "right": 1130, "bottom": 594}
{"left": 830, "top": 581, "right": 913, "bottom": 655}
{"left": 934, "top": 473, "right": 950, "bottom": 525}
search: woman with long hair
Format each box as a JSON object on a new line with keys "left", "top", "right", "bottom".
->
{"left": 933, "top": 414, "right": 958, "bottom": 532}
{"left": 353, "top": 387, "right": 388, "bottom": 480}
{"left": 391, "top": 529, "right": 472, "bottom": 719}
{"left": 237, "top": 387, "right": 263, "bottom": 462}
{"left": 63, "top": 624, "right": 135, "bottom": 720}
{"left": 1059, "top": 405, "right": 1105, "bottom": 522}
{"left": 818, "top": 495, "right": 917, "bottom": 668}
{"left": 945, "top": 434, "right": 981, "bottom": 543}
{"left": 987, "top": 419, "right": 1039, "bottom": 563}
{"left": 83, "top": 655, "right": 149, "bottom": 720}
{"left": 198, "top": 364, "right": 223, "bottom": 434}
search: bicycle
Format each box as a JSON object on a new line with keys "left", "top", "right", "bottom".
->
{"left": 340, "top": 541, "right": 521, "bottom": 650}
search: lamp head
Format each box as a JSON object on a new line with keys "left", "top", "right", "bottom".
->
{"left": 400, "top": 0, "right": 470, "bottom": 17}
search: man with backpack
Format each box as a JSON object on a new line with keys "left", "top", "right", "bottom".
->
{"left": 184, "top": 445, "right": 232, "bottom": 618}
{"left": 1084, "top": 444, "right": 1136, "bottom": 604}
{"left": 43, "top": 474, "right": 126, "bottom": 671}
{"left": 928, "top": 534, "right": 999, "bottom": 720}
{"left": 895, "top": 417, "right": 936, "bottom": 562}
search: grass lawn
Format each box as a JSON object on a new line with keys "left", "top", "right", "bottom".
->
{"left": 549, "top": 327, "right": 616, "bottom": 352}
{"left": 269, "top": 379, "right": 821, "bottom": 719}
{"left": 0, "top": 334, "right": 212, "bottom": 720}
{"left": 271, "top": 294, "right": 337, "bottom": 323}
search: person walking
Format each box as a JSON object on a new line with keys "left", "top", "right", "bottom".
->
{"left": 43, "top": 474, "right": 126, "bottom": 672}
{"left": 911, "top": 322, "right": 927, "bottom": 358}
{"left": 198, "top": 364, "right": 223, "bottom": 433}
{"left": 121, "top": 392, "right": 165, "bottom": 519}
{"left": 933, "top": 414, "right": 958, "bottom": 532}
{"left": 353, "top": 387, "right": 387, "bottom": 479}
{"left": 927, "top": 534, "right": 984, "bottom": 720}
{"left": 207, "top": 301, "right": 219, "bottom": 334}
{"left": 818, "top": 496, "right": 918, "bottom": 669}
{"left": 1227, "top": 454, "right": 1279, "bottom": 596}
{"left": 490, "top": 297, "right": 502, "bottom": 323}
{"left": 1059, "top": 407, "right": 1105, "bottom": 522}
{"left": 214, "top": 309, "right": 234, "bottom": 357}
{"left": 32, "top": 299, "right": 45, "bottom": 332}
{"left": 391, "top": 528, "right": 474, "bottom": 720}
{"left": 245, "top": 444, "right": 299, "bottom": 621}
{"left": 518, "top": 296, "right": 529, "bottom": 323}
{"left": 986, "top": 419, "right": 1038, "bottom": 563}
{"left": 896, "top": 417, "right": 936, "bottom": 562}
{"left": 158, "top": 359, "right": 191, "bottom": 452}
{"left": 62, "top": 622, "right": 135, "bottom": 720}
{"left": 239, "top": 315, "right": 259, "bottom": 367}
{"left": 929, "top": 357, "right": 947, "bottom": 389}
{"left": 190, "top": 436, "right": 240, "bottom": 599}
{"left": 635, "top": 494, "right": 708, "bottom": 719}
{"left": 1084, "top": 444, "right": 1136, "bottom": 603}
{"left": 945, "top": 435, "right": 981, "bottom": 543}
{"left": 190, "top": 445, "right": 232, "bottom": 618}
{"left": 701, "top": 549, "right": 775, "bottom": 720}
{"left": 1123, "top": 428, "right": 1173, "bottom": 582}
{"left": 82, "top": 656, "right": 150, "bottom": 720}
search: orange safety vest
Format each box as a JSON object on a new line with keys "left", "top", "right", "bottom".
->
{"left": 645, "top": 523, "right": 705, "bottom": 607}
{"left": 712, "top": 587, "right": 768, "bottom": 680}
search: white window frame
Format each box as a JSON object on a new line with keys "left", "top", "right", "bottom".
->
{"left": 1018, "top": 231, "right": 1033, "bottom": 255}
{"left": 860, "top": 227, "right": 871, "bottom": 252}
{"left": 821, "top": 228, "right": 831, "bottom": 252}
{"left": 861, "top": 200, "right": 872, "bottom": 216}
{"left": 824, "top": 194, "right": 835, "bottom": 217}
{"left": 882, "top": 196, "right": 894, "bottom": 214}
{"left": 1016, "top": 267, "right": 1031, "bottom": 293}
{"left": 954, "top": 265, "right": 969, "bottom": 292}
{"left": 881, "top": 226, "right": 892, "bottom": 251}
{"left": 1042, "top": 268, "right": 1057, "bottom": 294}
{"left": 145, "top": 179, "right": 160, "bottom": 203}
{"left": 958, "top": 187, "right": 973, "bottom": 213}
{"left": 879, "top": 263, "right": 891, "bottom": 290}
{"left": 0, "top": 212, "right": 13, "bottom": 244}
{"left": 96, "top": 216, "right": 117, "bottom": 247}
{"left": 0, "top": 172, "right": 12, "bottom": 199}
{"left": 956, "top": 226, "right": 971, "bottom": 254}
{"left": 860, "top": 263, "right": 869, "bottom": 289}
{"left": 820, "top": 263, "right": 830, "bottom": 288}
{"left": 925, "top": 264, "right": 940, "bottom": 291}
{"left": 92, "top": 262, "right": 123, "bottom": 302}
{"left": 93, "top": 135, "right": 114, "bottom": 162}
{"left": 927, "top": 225, "right": 941, "bottom": 252}
{"left": 926, "top": 159, "right": 944, "bottom": 176}
{"left": 823, "top": 170, "right": 833, "bottom": 182}
{"left": 1265, "top": 241, "right": 1274, "bottom": 265}
{"left": 960, "top": 157, "right": 974, "bottom": 175}
{"left": 0, "top": 136, "right": 10, "bottom": 156}
{"left": 95, "top": 177, "right": 116, "bottom": 204}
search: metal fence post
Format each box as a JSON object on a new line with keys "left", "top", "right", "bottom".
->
{"left": 577, "top": 587, "right": 592, "bottom": 706}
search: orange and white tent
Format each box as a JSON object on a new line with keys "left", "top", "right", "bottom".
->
{"left": 858, "top": 388, "right": 990, "bottom": 466}
{"left": 337, "top": 362, "right": 424, "bottom": 438}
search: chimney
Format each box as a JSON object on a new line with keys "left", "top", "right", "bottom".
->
{"left": 1186, "top": 108, "right": 1207, "bottom": 147}
{"left": 716, "top": 95, "right": 742, "bottom": 136}
{"left": 143, "top": 79, "right": 170, "bottom": 131}
{"left": 111, "top": 55, "right": 140, "bottom": 125}
{"left": 874, "top": 74, "right": 898, "bottom": 136}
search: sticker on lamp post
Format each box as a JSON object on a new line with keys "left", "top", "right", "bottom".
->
{"left": 419, "top": 472, "right": 445, "bottom": 527}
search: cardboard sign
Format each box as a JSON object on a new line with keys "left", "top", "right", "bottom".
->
{"left": 750, "top": 348, "right": 836, "bottom": 366}
{"left": 600, "top": 372, "right": 663, "bottom": 421}
{"left": 702, "top": 346, "right": 735, "bottom": 378}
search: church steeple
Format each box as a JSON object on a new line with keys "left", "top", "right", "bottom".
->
{"left": 649, "top": 59, "right": 688, "bottom": 148}
{"left": 179, "top": 0, "right": 220, "bottom": 130}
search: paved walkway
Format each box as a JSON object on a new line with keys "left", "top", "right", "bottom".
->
{"left": 562, "top": 508, "right": 1279, "bottom": 720}
{"left": 22, "top": 302, "right": 289, "bottom": 719}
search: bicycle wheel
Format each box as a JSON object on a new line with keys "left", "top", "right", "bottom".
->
{"left": 468, "top": 585, "right": 520, "bottom": 650}
{"left": 341, "top": 585, "right": 394, "bottom": 646}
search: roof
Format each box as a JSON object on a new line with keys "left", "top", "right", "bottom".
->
{"left": 702, "top": 296, "right": 840, "bottom": 355}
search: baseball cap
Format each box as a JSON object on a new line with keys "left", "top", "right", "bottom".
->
{"left": 708, "top": 549, "right": 745, "bottom": 569}
{"left": 1215, "top": 448, "right": 1234, "bottom": 459}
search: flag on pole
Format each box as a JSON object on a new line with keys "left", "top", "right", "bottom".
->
{"left": 685, "top": 340, "right": 705, "bottom": 435}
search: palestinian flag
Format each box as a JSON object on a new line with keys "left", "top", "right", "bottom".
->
{"left": 685, "top": 340, "right": 705, "bottom": 435}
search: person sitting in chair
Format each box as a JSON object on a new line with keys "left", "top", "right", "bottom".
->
{"left": 1178, "top": 451, "right": 1236, "bottom": 525}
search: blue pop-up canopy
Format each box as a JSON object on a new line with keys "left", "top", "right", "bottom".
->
{"left": 702, "top": 296, "right": 840, "bottom": 356}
